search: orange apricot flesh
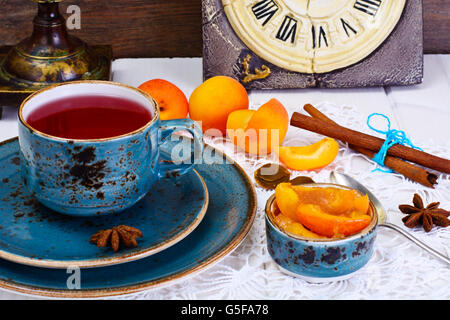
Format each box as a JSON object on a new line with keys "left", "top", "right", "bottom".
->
{"left": 226, "top": 98, "right": 289, "bottom": 155}
{"left": 273, "top": 183, "right": 372, "bottom": 239}
{"left": 273, "top": 210, "right": 323, "bottom": 239}
{"left": 226, "top": 110, "right": 255, "bottom": 146}
{"left": 278, "top": 138, "right": 339, "bottom": 171}
{"left": 275, "top": 183, "right": 301, "bottom": 222}
{"left": 292, "top": 186, "right": 365, "bottom": 216}
{"left": 244, "top": 98, "right": 289, "bottom": 155}
{"left": 297, "top": 204, "right": 372, "bottom": 238}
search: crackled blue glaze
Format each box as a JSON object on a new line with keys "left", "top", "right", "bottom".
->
{"left": 265, "top": 193, "right": 378, "bottom": 281}
{"left": 0, "top": 137, "right": 209, "bottom": 268}
{"left": 17, "top": 81, "right": 203, "bottom": 216}
{"left": 0, "top": 138, "right": 256, "bottom": 297}
{"left": 19, "top": 121, "right": 159, "bottom": 216}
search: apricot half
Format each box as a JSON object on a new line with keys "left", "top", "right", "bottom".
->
{"left": 354, "top": 194, "right": 370, "bottom": 214}
{"left": 275, "top": 184, "right": 372, "bottom": 238}
{"left": 297, "top": 204, "right": 372, "bottom": 238}
{"left": 226, "top": 109, "right": 255, "bottom": 146}
{"left": 226, "top": 98, "right": 289, "bottom": 155}
{"left": 278, "top": 138, "right": 339, "bottom": 171}
{"left": 275, "top": 183, "right": 300, "bottom": 222}
{"left": 274, "top": 211, "right": 323, "bottom": 239}
{"left": 292, "top": 186, "right": 363, "bottom": 216}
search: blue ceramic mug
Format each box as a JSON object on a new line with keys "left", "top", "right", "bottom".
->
{"left": 18, "top": 81, "right": 203, "bottom": 216}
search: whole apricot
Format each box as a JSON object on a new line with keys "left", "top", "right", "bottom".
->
{"left": 138, "top": 79, "right": 188, "bottom": 120}
{"left": 189, "top": 76, "right": 249, "bottom": 135}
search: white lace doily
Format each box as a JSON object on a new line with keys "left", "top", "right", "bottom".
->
{"left": 109, "top": 101, "right": 450, "bottom": 300}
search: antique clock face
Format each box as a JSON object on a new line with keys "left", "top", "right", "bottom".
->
{"left": 222, "top": 0, "right": 406, "bottom": 73}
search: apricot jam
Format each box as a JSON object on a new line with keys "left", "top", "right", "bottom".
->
{"left": 273, "top": 183, "right": 372, "bottom": 239}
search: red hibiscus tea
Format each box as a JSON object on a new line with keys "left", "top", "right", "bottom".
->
{"left": 26, "top": 95, "right": 153, "bottom": 139}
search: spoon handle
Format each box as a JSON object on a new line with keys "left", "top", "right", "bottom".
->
{"left": 379, "top": 223, "right": 450, "bottom": 265}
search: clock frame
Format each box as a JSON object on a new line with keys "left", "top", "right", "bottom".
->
{"left": 203, "top": 0, "right": 423, "bottom": 89}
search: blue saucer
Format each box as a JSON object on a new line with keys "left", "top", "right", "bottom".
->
{"left": 0, "top": 137, "right": 208, "bottom": 268}
{"left": 0, "top": 138, "right": 257, "bottom": 298}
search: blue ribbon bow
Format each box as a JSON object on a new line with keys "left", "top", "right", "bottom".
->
{"left": 366, "top": 113, "right": 423, "bottom": 172}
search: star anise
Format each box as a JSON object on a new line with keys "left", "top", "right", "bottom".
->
{"left": 90, "top": 225, "right": 143, "bottom": 252}
{"left": 399, "top": 194, "right": 450, "bottom": 232}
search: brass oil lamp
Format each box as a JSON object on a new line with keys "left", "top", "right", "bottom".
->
{"left": 0, "top": 0, "right": 112, "bottom": 113}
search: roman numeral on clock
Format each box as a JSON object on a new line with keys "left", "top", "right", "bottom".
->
{"left": 354, "top": 0, "right": 382, "bottom": 16}
{"left": 312, "top": 25, "right": 328, "bottom": 48}
{"left": 252, "top": 0, "right": 279, "bottom": 26}
{"left": 341, "top": 18, "right": 357, "bottom": 37}
{"left": 276, "top": 15, "right": 297, "bottom": 44}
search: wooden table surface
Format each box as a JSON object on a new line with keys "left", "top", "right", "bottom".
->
{"left": 2, "top": 55, "right": 449, "bottom": 145}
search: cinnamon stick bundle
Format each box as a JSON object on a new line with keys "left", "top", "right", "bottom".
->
{"left": 303, "top": 104, "right": 438, "bottom": 188}
{"left": 290, "top": 111, "right": 450, "bottom": 175}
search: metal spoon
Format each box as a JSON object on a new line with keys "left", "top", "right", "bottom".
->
{"left": 330, "top": 171, "right": 450, "bottom": 265}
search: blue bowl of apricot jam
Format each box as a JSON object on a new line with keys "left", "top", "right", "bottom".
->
{"left": 265, "top": 183, "right": 378, "bottom": 282}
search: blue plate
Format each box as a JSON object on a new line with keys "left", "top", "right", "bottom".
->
{"left": 0, "top": 137, "right": 208, "bottom": 268}
{"left": 0, "top": 138, "right": 257, "bottom": 298}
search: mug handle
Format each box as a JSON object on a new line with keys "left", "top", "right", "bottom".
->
{"left": 157, "top": 118, "right": 203, "bottom": 179}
